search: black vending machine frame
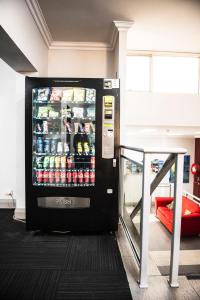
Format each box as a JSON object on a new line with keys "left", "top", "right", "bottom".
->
{"left": 25, "top": 77, "right": 120, "bottom": 232}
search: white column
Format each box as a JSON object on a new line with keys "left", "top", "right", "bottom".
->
{"left": 113, "top": 21, "right": 133, "bottom": 145}
{"left": 139, "top": 153, "right": 151, "bottom": 288}
{"left": 169, "top": 153, "right": 184, "bottom": 287}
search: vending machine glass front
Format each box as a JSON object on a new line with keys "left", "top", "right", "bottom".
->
{"left": 32, "top": 87, "right": 96, "bottom": 187}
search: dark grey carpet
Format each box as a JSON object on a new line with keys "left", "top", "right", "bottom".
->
{"left": 0, "top": 209, "right": 132, "bottom": 300}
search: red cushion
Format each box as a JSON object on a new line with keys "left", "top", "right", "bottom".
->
{"left": 158, "top": 207, "right": 173, "bottom": 222}
{"left": 182, "top": 196, "right": 200, "bottom": 214}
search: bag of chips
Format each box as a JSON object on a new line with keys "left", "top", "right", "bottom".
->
{"left": 86, "top": 89, "right": 96, "bottom": 103}
{"left": 50, "top": 88, "right": 62, "bottom": 101}
{"left": 36, "top": 88, "right": 50, "bottom": 101}
{"left": 73, "top": 88, "right": 85, "bottom": 102}
{"left": 62, "top": 88, "right": 74, "bottom": 102}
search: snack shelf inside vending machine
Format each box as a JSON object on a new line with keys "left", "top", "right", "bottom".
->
{"left": 32, "top": 87, "right": 96, "bottom": 188}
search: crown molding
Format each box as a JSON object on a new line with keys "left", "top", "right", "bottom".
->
{"left": 110, "top": 24, "right": 119, "bottom": 50}
{"left": 49, "top": 41, "right": 111, "bottom": 51}
{"left": 113, "top": 20, "right": 134, "bottom": 31}
{"left": 26, "top": 0, "right": 133, "bottom": 51}
{"left": 25, "top": 0, "right": 52, "bottom": 47}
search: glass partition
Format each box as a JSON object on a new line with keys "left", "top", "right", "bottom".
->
{"left": 122, "top": 149, "right": 144, "bottom": 257}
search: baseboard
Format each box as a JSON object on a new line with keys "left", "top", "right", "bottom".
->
{"left": 14, "top": 208, "right": 26, "bottom": 220}
{"left": 0, "top": 200, "right": 15, "bottom": 208}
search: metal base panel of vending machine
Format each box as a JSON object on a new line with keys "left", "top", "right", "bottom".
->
{"left": 25, "top": 77, "right": 120, "bottom": 232}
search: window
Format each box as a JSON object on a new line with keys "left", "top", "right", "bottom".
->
{"left": 152, "top": 56, "right": 199, "bottom": 94}
{"left": 126, "top": 56, "right": 150, "bottom": 91}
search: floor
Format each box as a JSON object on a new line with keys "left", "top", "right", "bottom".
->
{"left": 0, "top": 209, "right": 132, "bottom": 300}
{"left": 117, "top": 223, "right": 200, "bottom": 300}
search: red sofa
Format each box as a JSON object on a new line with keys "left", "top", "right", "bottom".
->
{"left": 155, "top": 196, "right": 200, "bottom": 236}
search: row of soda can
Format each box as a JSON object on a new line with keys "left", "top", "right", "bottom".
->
{"left": 35, "top": 169, "right": 95, "bottom": 184}
{"left": 36, "top": 156, "right": 95, "bottom": 169}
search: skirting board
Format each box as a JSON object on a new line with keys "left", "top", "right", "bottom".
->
{"left": 0, "top": 200, "right": 15, "bottom": 209}
{"left": 14, "top": 208, "right": 26, "bottom": 220}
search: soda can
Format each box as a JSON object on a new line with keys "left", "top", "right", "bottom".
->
{"left": 36, "top": 156, "right": 43, "bottom": 169}
{"left": 78, "top": 169, "right": 83, "bottom": 184}
{"left": 43, "top": 156, "right": 50, "bottom": 168}
{"left": 57, "top": 142, "right": 63, "bottom": 154}
{"left": 50, "top": 139, "right": 57, "bottom": 154}
{"left": 60, "top": 171, "right": 66, "bottom": 183}
{"left": 43, "top": 121, "right": 48, "bottom": 133}
{"left": 36, "top": 170, "right": 43, "bottom": 183}
{"left": 90, "top": 156, "right": 95, "bottom": 169}
{"left": 66, "top": 170, "right": 72, "bottom": 183}
{"left": 49, "top": 156, "right": 55, "bottom": 168}
{"left": 44, "top": 138, "right": 50, "bottom": 154}
{"left": 72, "top": 170, "right": 77, "bottom": 184}
{"left": 43, "top": 171, "right": 49, "bottom": 183}
{"left": 49, "top": 171, "right": 54, "bottom": 183}
{"left": 84, "top": 169, "right": 89, "bottom": 183}
{"left": 55, "top": 171, "right": 60, "bottom": 183}
{"left": 55, "top": 156, "right": 61, "bottom": 169}
{"left": 36, "top": 137, "right": 43, "bottom": 153}
{"left": 63, "top": 142, "right": 69, "bottom": 154}
{"left": 89, "top": 170, "right": 95, "bottom": 184}
{"left": 61, "top": 156, "right": 66, "bottom": 169}
{"left": 67, "top": 156, "right": 72, "bottom": 169}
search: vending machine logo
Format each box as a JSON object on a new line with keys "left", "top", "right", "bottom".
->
{"left": 55, "top": 197, "right": 72, "bottom": 207}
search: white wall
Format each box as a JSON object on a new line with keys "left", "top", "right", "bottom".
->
{"left": 15, "top": 74, "right": 25, "bottom": 210}
{"left": 125, "top": 91, "right": 200, "bottom": 127}
{"left": 127, "top": 0, "right": 200, "bottom": 52}
{"left": 0, "top": 59, "right": 17, "bottom": 201}
{"left": 0, "top": 59, "right": 26, "bottom": 209}
{"left": 48, "top": 49, "right": 114, "bottom": 78}
{"left": 0, "top": 0, "right": 48, "bottom": 75}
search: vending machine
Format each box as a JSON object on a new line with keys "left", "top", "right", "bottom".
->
{"left": 25, "top": 77, "right": 120, "bottom": 232}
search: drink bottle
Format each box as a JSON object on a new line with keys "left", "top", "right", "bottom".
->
{"left": 43, "top": 171, "right": 49, "bottom": 183}
{"left": 50, "top": 139, "right": 57, "bottom": 154}
{"left": 67, "top": 156, "right": 72, "bottom": 169}
{"left": 90, "top": 170, "right": 95, "bottom": 184}
{"left": 37, "top": 137, "right": 43, "bottom": 153}
{"left": 44, "top": 138, "right": 50, "bottom": 154}
{"left": 72, "top": 170, "right": 77, "bottom": 184}
{"left": 49, "top": 171, "right": 54, "bottom": 183}
{"left": 57, "top": 142, "right": 63, "bottom": 154}
{"left": 90, "top": 156, "right": 95, "bottom": 169}
{"left": 78, "top": 169, "right": 83, "bottom": 184}
{"left": 49, "top": 156, "right": 55, "bottom": 168}
{"left": 61, "top": 156, "right": 66, "bottom": 169}
{"left": 43, "top": 156, "right": 50, "bottom": 168}
{"left": 66, "top": 170, "right": 72, "bottom": 183}
{"left": 61, "top": 171, "right": 66, "bottom": 183}
{"left": 55, "top": 171, "right": 60, "bottom": 183}
{"left": 36, "top": 157, "right": 43, "bottom": 169}
{"left": 36, "top": 170, "right": 43, "bottom": 183}
{"left": 84, "top": 169, "right": 89, "bottom": 183}
{"left": 55, "top": 156, "right": 61, "bottom": 169}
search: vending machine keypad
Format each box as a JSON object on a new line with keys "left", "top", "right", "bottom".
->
{"left": 102, "top": 96, "right": 115, "bottom": 159}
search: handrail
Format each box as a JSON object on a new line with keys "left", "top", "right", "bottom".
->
{"left": 121, "top": 154, "right": 143, "bottom": 168}
{"left": 120, "top": 145, "right": 186, "bottom": 154}
{"left": 119, "top": 144, "right": 186, "bottom": 288}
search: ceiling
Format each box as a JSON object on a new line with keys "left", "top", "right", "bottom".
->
{"left": 37, "top": 0, "right": 134, "bottom": 43}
